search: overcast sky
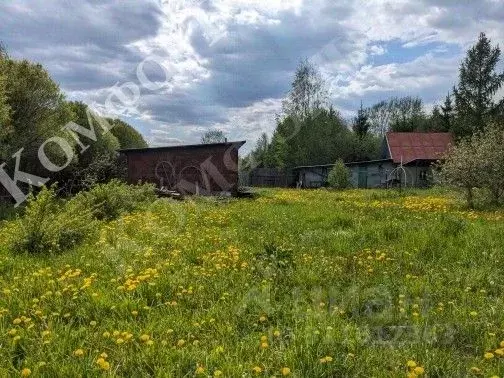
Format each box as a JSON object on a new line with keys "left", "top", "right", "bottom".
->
{"left": 2, "top": 0, "right": 504, "bottom": 151}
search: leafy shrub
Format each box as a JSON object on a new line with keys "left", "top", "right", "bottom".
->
{"left": 327, "top": 159, "right": 351, "bottom": 189}
{"left": 72, "top": 179, "right": 156, "bottom": 221}
{"left": 3, "top": 186, "right": 95, "bottom": 254}
{"left": 441, "top": 122, "right": 504, "bottom": 207}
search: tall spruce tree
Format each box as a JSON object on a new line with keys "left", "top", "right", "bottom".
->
{"left": 353, "top": 101, "right": 370, "bottom": 139}
{"left": 453, "top": 32, "right": 504, "bottom": 137}
{"left": 440, "top": 92, "right": 454, "bottom": 132}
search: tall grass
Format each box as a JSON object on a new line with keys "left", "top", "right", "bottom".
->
{"left": 0, "top": 188, "right": 503, "bottom": 376}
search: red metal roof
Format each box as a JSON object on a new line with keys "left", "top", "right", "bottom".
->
{"left": 386, "top": 132, "right": 453, "bottom": 164}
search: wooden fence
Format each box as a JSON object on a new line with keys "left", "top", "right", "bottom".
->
{"left": 239, "top": 168, "right": 296, "bottom": 188}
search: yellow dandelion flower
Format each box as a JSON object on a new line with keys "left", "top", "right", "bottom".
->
{"left": 485, "top": 352, "right": 495, "bottom": 360}
{"left": 406, "top": 360, "right": 417, "bottom": 368}
{"left": 495, "top": 349, "right": 504, "bottom": 356}
{"left": 96, "top": 358, "right": 110, "bottom": 371}
{"left": 260, "top": 335, "right": 268, "bottom": 342}
{"left": 319, "top": 356, "right": 333, "bottom": 363}
{"left": 214, "top": 370, "right": 223, "bottom": 377}
{"left": 260, "top": 342, "right": 268, "bottom": 349}
{"left": 20, "top": 368, "right": 31, "bottom": 377}
{"left": 12, "top": 318, "right": 22, "bottom": 325}
{"left": 252, "top": 366, "right": 263, "bottom": 374}
{"left": 73, "top": 349, "right": 85, "bottom": 357}
{"left": 281, "top": 367, "right": 291, "bottom": 376}
{"left": 195, "top": 366, "right": 205, "bottom": 375}
{"left": 273, "top": 330, "right": 281, "bottom": 337}
{"left": 102, "top": 331, "right": 110, "bottom": 338}
{"left": 414, "top": 366, "right": 425, "bottom": 375}
{"left": 139, "top": 334, "right": 150, "bottom": 342}
{"left": 259, "top": 316, "right": 267, "bottom": 322}
{"left": 116, "top": 338, "right": 124, "bottom": 344}
{"left": 177, "top": 339, "right": 185, "bottom": 347}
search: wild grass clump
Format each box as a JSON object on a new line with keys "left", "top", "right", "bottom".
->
{"left": 3, "top": 186, "right": 95, "bottom": 254}
{"left": 72, "top": 179, "right": 156, "bottom": 220}
{"left": 2, "top": 180, "right": 156, "bottom": 254}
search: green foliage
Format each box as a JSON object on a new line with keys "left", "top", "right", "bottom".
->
{"left": 0, "top": 72, "right": 11, "bottom": 158}
{"left": 0, "top": 55, "right": 74, "bottom": 168}
{"left": 366, "top": 97, "right": 427, "bottom": 134}
{"left": 61, "top": 102, "right": 122, "bottom": 193}
{"left": 109, "top": 118, "right": 148, "bottom": 149}
{"left": 440, "top": 93, "right": 455, "bottom": 131}
{"left": 453, "top": 32, "right": 504, "bottom": 138}
{"left": 327, "top": 159, "right": 351, "bottom": 189}
{"left": 440, "top": 136, "right": 481, "bottom": 208}
{"left": 475, "top": 124, "right": 504, "bottom": 204}
{"left": 365, "top": 97, "right": 426, "bottom": 134}
{"left": 0, "top": 51, "right": 147, "bottom": 201}
{"left": 201, "top": 129, "right": 226, "bottom": 144}
{"left": 263, "top": 131, "right": 287, "bottom": 169}
{"left": 69, "top": 102, "right": 120, "bottom": 158}
{"left": 282, "top": 59, "right": 328, "bottom": 120}
{"left": 352, "top": 102, "right": 370, "bottom": 139}
{"left": 251, "top": 132, "right": 269, "bottom": 167}
{"left": 3, "top": 186, "right": 95, "bottom": 254}
{"left": 389, "top": 96, "right": 426, "bottom": 132}
{"left": 72, "top": 179, "right": 156, "bottom": 221}
{"left": 441, "top": 122, "right": 504, "bottom": 207}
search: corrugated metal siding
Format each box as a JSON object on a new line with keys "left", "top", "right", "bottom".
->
{"left": 122, "top": 143, "right": 242, "bottom": 194}
{"left": 386, "top": 132, "right": 453, "bottom": 164}
{"left": 348, "top": 161, "right": 396, "bottom": 188}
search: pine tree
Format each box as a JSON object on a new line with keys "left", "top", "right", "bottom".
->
{"left": 352, "top": 101, "right": 370, "bottom": 139}
{"left": 440, "top": 93, "right": 454, "bottom": 132}
{"left": 453, "top": 32, "right": 504, "bottom": 137}
{"left": 251, "top": 133, "right": 269, "bottom": 167}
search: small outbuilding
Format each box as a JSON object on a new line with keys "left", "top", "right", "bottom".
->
{"left": 120, "top": 141, "right": 246, "bottom": 195}
{"left": 293, "top": 132, "right": 453, "bottom": 188}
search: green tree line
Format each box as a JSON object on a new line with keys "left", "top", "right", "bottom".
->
{"left": 0, "top": 45, "right": 147, "bottom": 196}
{"left": 245, "top": 32, "right": 504, "bottom": 170}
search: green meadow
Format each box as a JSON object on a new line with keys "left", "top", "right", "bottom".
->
{"left": 1, "top": 188, "right": 504, "bottom": 377}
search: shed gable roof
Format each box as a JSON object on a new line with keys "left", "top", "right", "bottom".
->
{"left": 386, "top": 132, "right": 453, "bottom": 164}
{"left": 119, "top": 141, "right": 246, "bottom": 154}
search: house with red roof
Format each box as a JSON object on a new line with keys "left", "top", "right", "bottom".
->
{"left": 293, "top": 132, "right": 454, "bottom": 188}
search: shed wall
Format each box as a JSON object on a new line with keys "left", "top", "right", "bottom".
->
{"left": 124, "top": 144, "right": 240, "bottom": 194}
{"left": 348, "top": 161, "right": 396, "bottom": 188}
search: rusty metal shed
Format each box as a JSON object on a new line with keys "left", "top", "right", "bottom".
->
{"left": 119, "top": 141, "right": 245, "bottom": 195}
